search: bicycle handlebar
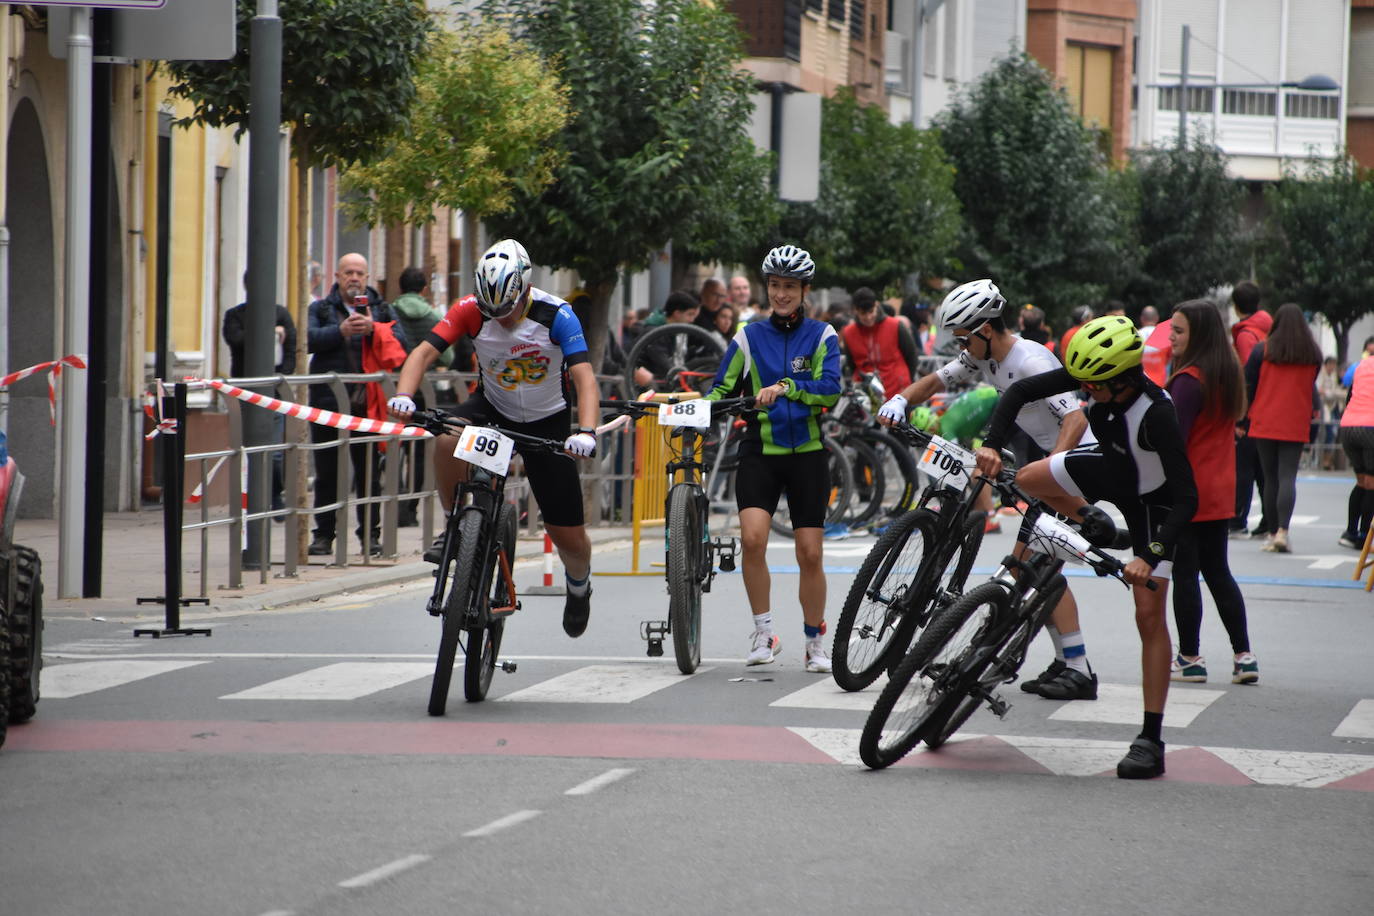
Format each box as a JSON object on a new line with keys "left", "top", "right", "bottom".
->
{"left": 597, "top": 396, "right": 757, "bottom": 419}
{"left": 404, "top": 408, "right": 571, "bottom": 454}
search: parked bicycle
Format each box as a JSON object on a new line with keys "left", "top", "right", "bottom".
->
{"left": 859, "top": 483, "right": 1143, "bottom": 769}
{"left": 831, "top": 422, "right": 989, "bottom": 692}
{"left": 405, "top": 408, "right": 575, "bottom": 714}
{"left": 622, "top": 323, "right": 725, "bottom": 397}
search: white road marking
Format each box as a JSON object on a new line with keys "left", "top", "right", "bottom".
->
{"left": 565, "top": 768, "right": 637, "bottom": 796}
{"left": 1334, "top": 699, "right": 1374, "bottom": 739}
{"left": 1002, "top": 735, "right": 1151, "bottom": 777}
{"left": 256, "top": 910, "right": 295, "bottom": 916}
{"left": 337, "top": 854, "right": 431, "bottom": 888}
{"left": 1207, "top": 747, "right": 1374, "bottom": 788}
{"left": 42, "top": 660, "right": 209, "bottom": 698}
{"left": 1288, "top": 554, "right": 1356, "bottom": 570}
{"left": 787, "top": 727, "right": 865, "bottom": 766}
{"left": 463, "top": 810, "right": 542, "bottom": 837}
{"left": 220, "top": 662, "right": 434, "bottom": 700}
{"left": 496, "top": 664, "right": 708, "bottom": 704}
{"left": 1047, "top": 682, "right": 1224, "bottom": 727}
{"left": 771, "top": 676, "right": 887, "bottom": 710}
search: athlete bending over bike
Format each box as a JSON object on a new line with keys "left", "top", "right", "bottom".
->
{"left": 388, "top": 239, "right": 602, "bottom": 638}
{"left": 706, "top": 245, "right": 841, "bottom": 672}
{"left": 974, "top": 315, "right": 1198, "bottom": 779}
{"left": 878, "top": 279, "right": 1100, "bottom": 702}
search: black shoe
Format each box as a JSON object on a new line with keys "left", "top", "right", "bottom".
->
{"left": 1116, "top": 737, "right": 1166, "bottom": 779}
{"left": 308, "top": 535, "right": 334, "bottom": 556}
{"left": 423, "top": 535, "right": 445, "bottom": 564}
{"left": 363, "top": 542, "right": 382, "bottom": 557}
{"left": 1020, "top": 659, "right": 1066, "bottom": 694}
{"left": 398, "top": 512, "right": 419, "bottom": 528}
{"left": 563, "top": 587, "right": 592, "bottom": 638}
{"left": 1035, "top": 667, "right": 1098, "bottom": 700}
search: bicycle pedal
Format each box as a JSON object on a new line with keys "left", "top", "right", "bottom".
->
{"left": 646, "top": 639, "right": 664, "bottom": 657}
{"left": 500, "top": 660, "right": 518, "bottom": 673}
{"left": 640, "top": 619, "right": 669, "bottom": 657}
{"left": 986, "top": 694, "right": 1011, "bottom": 719}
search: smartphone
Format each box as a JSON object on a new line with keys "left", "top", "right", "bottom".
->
{"left": 352, "top": 294, "right": 369, "bottom": 314}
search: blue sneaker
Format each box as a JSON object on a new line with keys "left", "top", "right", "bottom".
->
{"left": 823, "top": 522, "right": 851, "bottom": 540}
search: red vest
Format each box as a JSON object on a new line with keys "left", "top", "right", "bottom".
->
{"left": 842, "top": 316, "right": 912, "bottom": 396}
{"left": 1248, "top": 361, "right": 1319, "bottom": 442}
{"left": 1172, "top": 366, "right": 1235, "bottom": 522}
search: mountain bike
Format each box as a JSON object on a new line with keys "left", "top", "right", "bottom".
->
{"left": 405, "top": 409, "right": 575, "bottom": 714}
{"left": 859, "top": 486, "right": 1145, "bottom": 769}
{"left": 606, "top": 396, "right": 755, "bottom": 673}
{"left": 826, "top": 375, "right": 920, "bottom": 530}
{"left": 831, "top": 423, "right": 988, "bottom": 691}
{"left": 622, "top": 323, "right": 725, "bottom": 397}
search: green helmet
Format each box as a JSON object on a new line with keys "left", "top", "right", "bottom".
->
{"left": 910, "top": 405, "right": 938, "bottom": 431}
{"left": 1064, "top": 316, "right": 1143, "bottom": 382}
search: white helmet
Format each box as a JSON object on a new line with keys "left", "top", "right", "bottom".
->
{"left": 936, "top": 279, "right": 1006, "bottom": 331}
{"left": 474, "top": 239, "right": 532, "bottom": 319}
{"left": 761, "top": 244, "right": 815, "bottom": 282}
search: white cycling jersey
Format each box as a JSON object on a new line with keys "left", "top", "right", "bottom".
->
{"left": 935, "top": 336, "right": 1096, "bottom": 452}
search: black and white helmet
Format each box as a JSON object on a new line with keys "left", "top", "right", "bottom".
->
{"left": 474, "top": 239, "right": 532, "bottom": 319}
{"left": 936, "top": 279, "right": 1006, "bottom": 331}
{"left": 761, "top": 245, "right": 815, "bottom": 282}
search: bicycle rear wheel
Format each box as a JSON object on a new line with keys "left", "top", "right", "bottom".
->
{"left": 429, "top": 509, "right": 483, "bottom": 716}
{"left": 623, "top": 323, "right": 724, "bottom": 397}
{"left": 832, "top": 509, "right": 937, "bottom": 691}
{"left": 860, "top": 428, "right": 919, "bottom": 518}
{"left": 465, "top": 504, "right": 516, "bottom": 701}
{"left": 840, "top": 436, "right": 885, "bottom": 528}
{"left": 859, "top": 581, "right": 1010, "bottom": 769}
{"left": 666, "top": 485, "right": 704, "bottom": 674}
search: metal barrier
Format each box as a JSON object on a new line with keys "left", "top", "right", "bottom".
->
{"left": 174, "top": 370, "right": 634, "bottom": 596}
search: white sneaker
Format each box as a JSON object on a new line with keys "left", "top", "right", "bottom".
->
{"left": 805, "top": 637, "right": 832, "bottom": 674}
{"left": 747, "top": 630, "right": 780, "bottom": 665}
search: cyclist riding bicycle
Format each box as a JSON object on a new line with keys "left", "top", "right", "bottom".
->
{"left": 877, "top": 279, "right": 1102, "bottom": 702}
{"left": 974, "top": 315, "right": 1198, "bottom": 779}
{"left": 387, "top": 238, "right": 602, "bottom": 639}
{"left": 705, "top": 244, "right": 841, "bottom": 672}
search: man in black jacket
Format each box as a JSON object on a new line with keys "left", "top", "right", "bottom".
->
{"left": 306, "top": 253, "right": 406, "bottom": 556}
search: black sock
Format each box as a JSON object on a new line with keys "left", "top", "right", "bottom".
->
{"left": 1347, "top": 485, "right": 1362, "bottom": 536}
{"left": 1139, "top": 712, "right": 1164, "bottom": 745}
{"left": 1360, "top": 488, "right": 1374, "bottom": 538}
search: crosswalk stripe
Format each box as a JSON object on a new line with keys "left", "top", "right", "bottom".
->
{"left": 1047, "top": 682, "right": 1225, "bottom": 727}
{"left": 220, "top": 662, "right": 434, "bottom": 700}
{"left": 495, "top": 664, "right": 709, "bottom": 704}
{"left": 771, "top": 678, "right": 885, "bottom": 710}
{"left": 1334, "top": 699, "right": 1374, "bottom": 739}
{"left": 1207, "top": 747, "right": 1374, "bottom": 788}
{"left": 43, "top": 660, "right": 209, "bottom": 698}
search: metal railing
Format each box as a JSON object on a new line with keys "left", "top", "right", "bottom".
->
{"left": 177, "top": 370, "right": 636, "bottom": 595}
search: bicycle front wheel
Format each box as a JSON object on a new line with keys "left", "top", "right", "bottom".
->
{"left": 832, "top": 509, "right": 937, "bottom": 691}
{"left": 666, "top": 485, "right": 704, "bottom": 674}
{"left": 429, "top": 509, "right": 483, "bottom": 716}
{"left": 859, "top": 581, "right": 1010, "bottom": 769}
{"left": 465, "top": 504, "right": 516, "bottom": 701}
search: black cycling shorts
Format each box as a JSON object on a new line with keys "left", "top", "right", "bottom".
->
{"left": 1034, "top": 445, "right": 1174, "bottom": 579}
{"left": 1341, "top": 426, "right": 1374, "bottom": 476}
{"left": 734, "top": 447, "right": 831, "bottom": 529}
{"left": 448, "top": 393, "right": 584, "bottom": 527}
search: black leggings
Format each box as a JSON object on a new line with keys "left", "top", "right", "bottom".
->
{"left": 1254, "top": 438, "right": 1303, "bottom": 531}
{"left": 1171, "top": 518, "right": 1250, "bottom": 656}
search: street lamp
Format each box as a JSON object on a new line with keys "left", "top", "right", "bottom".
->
{"left": 1149, "top": 25, "right": 1340, "bottom": 147}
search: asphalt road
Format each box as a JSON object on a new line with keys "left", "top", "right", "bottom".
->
{"left": 3, "top": 474, "right": 1373, "bottom": 915}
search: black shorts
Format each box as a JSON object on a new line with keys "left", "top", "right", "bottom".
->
{"left": 1341, "top": 426, "right": 1374, "bottom": 476}
{"left": 449, "top": 393, "right": 584, "bottom": 527}
{"left": 735, "top": 447, "right": 831, "bottom": 529}
{"left": 1034, "top": 446, "right": 1174, "bottom": 579}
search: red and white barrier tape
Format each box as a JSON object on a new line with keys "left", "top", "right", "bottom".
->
{"left": 1, "top": 354, "right": 87, "bottom": 425}
{"left": 187, "top": 378, "right": 434, "bottom": 439}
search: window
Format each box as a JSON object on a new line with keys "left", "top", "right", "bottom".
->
{"left": 1222, "top": 89, "right": 1277, "bottom": 116}
{"left": 828, "top": 0, "right": 844, "bottom": 23}
{"left": 850, "top": 0, "right": 865, "bottom": 40}
{"left": 1064, "top": 44, "right": 1113, "bottom": 128}
{"left": 1157, "top": 86, "right": 1214, "bottom": 113}
{"left": 1284, "top": 93, "right": 1339, "bottom": 119}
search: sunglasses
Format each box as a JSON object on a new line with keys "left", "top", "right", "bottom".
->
{"left": 1081, "top": 380, "right": 1108, "bottom": 392}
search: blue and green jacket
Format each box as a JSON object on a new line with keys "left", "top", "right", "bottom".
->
{"left": 706, "top": 311, "right": 841, "bottom": 454}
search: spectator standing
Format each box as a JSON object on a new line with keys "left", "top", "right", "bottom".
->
{"left": 840, "top": 287, "right": 919, "bottom": 398}
{"left": 1018, "top": 304, "right": 1051, "bottom": 346}
{"left": 632, "top": 291, "right": 703, "bottom": 389}
{"left": 708, "top": 303, "right": 737, "bottom": 349}
{"left": 1338, "top": 355, "right": 1374, "bottom": 549}
{"left": 305, "top": 252, "right": 408, "bottom": 556}
{"left": 1242, "top": 302, "right": 1321, "bottom": 553}
{"left": 1165, "top": 300, "right": 1258, "bottom": 685}
{"left": 1230, "top": 281, "right": 1273, "bottom": 537}
{"left": 1318, "top": 356, "right": 1345, "bottom": 469}
{"left": 728, "top": 275, "right": 754, "bottom": 322}
{"left": 389, "top": 266, "right": 450, "bottom": 527}
{"left": 694, "top": 277, "right": 728, "bottom": 334}
{"left": 222, "top": 273, "right": 297, "bottom": 516}
{"left": 1341, "top": 337, "right": 1374, "bottom": 388}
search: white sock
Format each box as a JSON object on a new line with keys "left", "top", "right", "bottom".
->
{"left": 753, "top": 611, "right": 772, "bottom": 633}
{"left": 1046, "top": 625, "right": 1066, "bottom": 661}
{"left": 1060, "top": 630, "right": 1090, "bottom": 675}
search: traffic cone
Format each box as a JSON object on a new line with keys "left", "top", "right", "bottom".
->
{"left": 522, "top": 530, "right": 566, "bottom": 595}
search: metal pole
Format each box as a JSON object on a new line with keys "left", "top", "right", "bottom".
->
{"left": 1179, "top": 25, "right": 1190, "bottom": 147}
{"left": 84, "top": 12, "right": 113, "bottom": 597}
{"left": 58, "top": 8, "right": 93, "bottom": 599}
{"left": 244, "top": 0, "right": 283, "bottom": 564}
{"left": 768, "top": 81, "right": 785, "bottom": 191}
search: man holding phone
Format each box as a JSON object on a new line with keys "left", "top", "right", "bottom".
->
{"left": 306, "top": 252, "right": 407, "bottom": 556}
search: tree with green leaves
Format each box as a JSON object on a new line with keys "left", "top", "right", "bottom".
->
{"left": 780, "top": 88, "right": 960, "bottom": 291}
{"left": 933, "top": 53, "right": 1138, "bottom": 321}
{"left": 339, "top": 24, "right": 571, "bottom": 270}
{"left": 1124, "top": 134, "right": 1248, "bottom": 314}
{"left": 1261, "top": 155, "right": 1374, "bottom": 366}
{"left": 478, "top": 0, "right": 777, "bottom": 371}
